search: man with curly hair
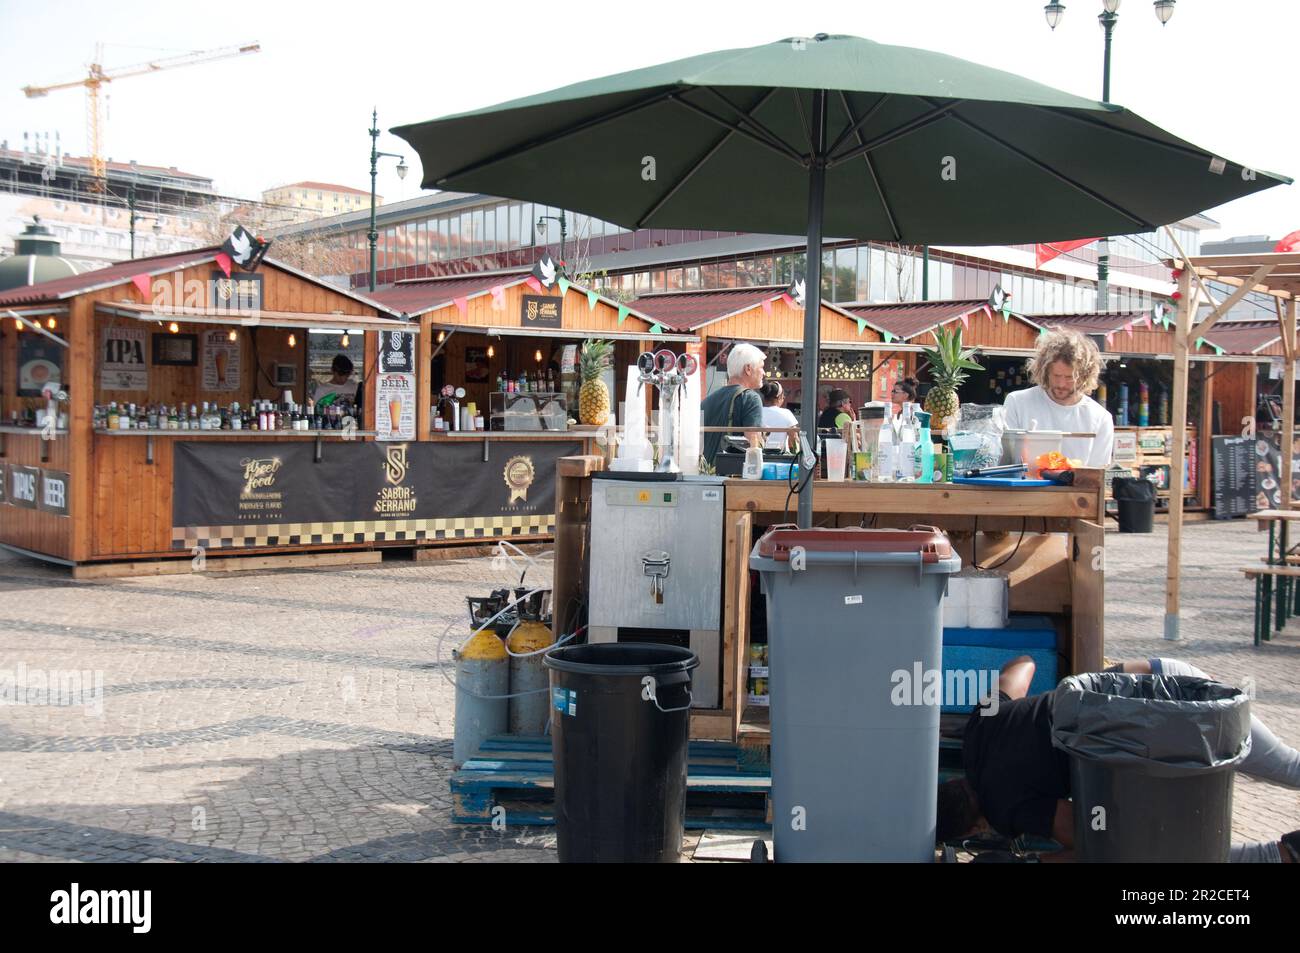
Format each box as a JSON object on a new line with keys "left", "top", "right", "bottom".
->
{"left": 1004, "top": 328, "right": 1114, "bottom": 467}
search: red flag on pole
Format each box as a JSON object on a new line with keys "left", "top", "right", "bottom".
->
{"left": 1274, "top": 230, "right": 1300, "bottom": 253}
{"left": 1035, "top": 238, "right": 1099, "bottom": 269}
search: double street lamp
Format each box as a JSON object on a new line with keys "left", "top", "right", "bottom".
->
{"left": 1044, "top": 1, "right": 1177, "bottom": 307}
{"left": 368, "top": 109, "right": 409, "bottom": 291}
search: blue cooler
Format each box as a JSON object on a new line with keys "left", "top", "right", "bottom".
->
{"left": 941, "top": 615, "right": 1057, "bottom": 712}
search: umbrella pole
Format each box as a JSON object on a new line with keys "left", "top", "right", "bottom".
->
{"left": 798, "top": 90, "right": 827, "bottom": 529}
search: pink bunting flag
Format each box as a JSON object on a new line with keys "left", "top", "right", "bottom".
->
{"left": 1105, "top": 331, "right": 1115, "bottom": 347}
{"left": 982, "top": 304, "right": 993, "bottom": 321}
{"left": 959, "top": 312, "right": 969, "bottom": 329}
{"left": 781, "top": 293, "right": 794, "bottom": 308}
{"left": 131, "top": 274, "right": 152, "bottom": 298}
{"left": 1137, "top": 314, "right": 1151, "bottom": 329}
{"left": 453, "top": 296, "right": 468, "bottom": 315}
{"left": 490, "top": 285, "right": 505, "bottom": 311}
{"left": 214, "top": 252, "right": 232, "bottom": 278}
{"left": 525, "top": 275, "right": 543, "bottom": 294}
{"left": 761, "top": 298, "right": 773, "bottom": 315}
{"left": 1123, "top": 321, "right": 1134, "bottom": 337}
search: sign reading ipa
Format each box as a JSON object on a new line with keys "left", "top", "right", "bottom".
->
{"left": 101, "top": 327, "right": 148, "bottom": 391}
{"left": 521, "top": 294, "right": 562, "bottom": 330}
{"left": 9, "top": 464, "right": 39, "bottom": 509}
{"left": 39, "top": 469, "right": 70, "bottom": 517}
{"left": 378, "top": 330, "right": 414, "bottom": 373}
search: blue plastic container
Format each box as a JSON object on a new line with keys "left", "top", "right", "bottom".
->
{"left": 940, "top": 615, "right": 1058, "bottom": 712}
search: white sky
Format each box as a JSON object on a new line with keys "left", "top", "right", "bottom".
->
{"left": 1, "top": 0, "right": 1295, "bottom": 242}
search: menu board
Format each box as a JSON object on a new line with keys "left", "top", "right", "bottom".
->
{"left": 375, "top": 372, "right": 416, "bottom": 441}
{"left": 202, "top": 330, "right": 241, "bottom": 392}
{"left": 1255, "top": 431, "right": 1300, "bottom": 512}
{"left": 1211, "top": 436, "right": 1257, "bottom": 519}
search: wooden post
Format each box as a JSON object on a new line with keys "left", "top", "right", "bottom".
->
{"left": 1164, "top": 267, "right": 1194, "bottom": 641}
{"left": 68, "top": 297, "right": 95, "bottom": 563}
{"left": 416, "top": 314, "right": 432, "bottom": 440}
{"left": 1198, "top": 361, "right": 1214, "bottom": 511}
{"left": 1284, "top": 297, "right": 1297, "bottom": 510}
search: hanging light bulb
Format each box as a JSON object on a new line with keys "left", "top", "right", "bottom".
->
{"left": 168, "top": 322, "right": 180, "bottom": 333}
{"left": 228, "top": 329, "right": 238, "bottom": 342}
{"left": 487, "top": 344, "right": 495, "bottom": 359}
{"left": 14, "top": 318, "right": 22, "bottom": 331}
{"left": 437, "top": 330, "right": 446, "bottom": 344}
{"left": 535, "top": 349, "right": 543, "bottom": 363}
{"left": 341, "top": 333, "right": 350, "bottom": 348}
{"left": 46, "top": 316, "right": 57, "bottom": 330}
{"left": 289, "top": 332, "right": 297, "bottom": 348}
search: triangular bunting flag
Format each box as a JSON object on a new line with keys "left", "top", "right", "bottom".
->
{"left": 883, "top": 330, "right": 894, "bottom": 344}
{"left": 1124, "top": 322, "right": 1134, "bottom": 337}
{"left": 214, "top": 252, "right": 232, "bottom": 278}
{"left": 453, "top": 296, "right": 468, "bottom": 315}
{"left": 557, "top": 277, "right": 570, "bottom": 296}
{"left": 982, "top": 304, "right": 993, "bottom": 321}
{"left": 1105, "top": 332, "right": 1115, "bottom": 347}
{"left": 649, "top": 323, "right": 663, "bottom": 334}
{"left": 617, "top": 305, "right": 629, "bottom": 325}
{"left": 761, "top": 298, "right": 773, "bottom": 315}
{"left": 489, "top": 285, "right": 505, "bottom": 311}
{"left": 781, "top": 293, "right": 795, "bottom": 308}
{"left": 131, "top": 273, "right": 152, "bottom": 298}
{"left": 586, "top": 290, "right": 599, "bottom": 311}
{"left": 856, "top": 318, "right": 867, "bottom": 336}
{"left": 1214, "top": 345, "right": 1225, "bottom": 355}
{"left": 1001, "top": 305, "right": 1011, "bottom": 323}
{"left": 959, "top": 312, "right": 969, "bottom": 329}
{"left": 1039, "top": 327, "right": 1049, "bottom": 340}
{"left": 525, "top": 275, "right": 543, "bottom": 294}
{"left": 1196, "top": 337, "right": 1206, "bottom": 350}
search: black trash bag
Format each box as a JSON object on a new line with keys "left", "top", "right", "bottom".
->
{"left": 1112, "top": 476, "right": 1156, "bottom": 503}
{"left": 1051, "top": 673, "right": 1251, "bottom": 777}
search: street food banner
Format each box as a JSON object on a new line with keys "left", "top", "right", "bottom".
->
{"left": 202, "top": 330, "right": 241, "bottom": 392}
{"left": 101, "top": 326, "right": 148, "bottom": 391}
{"left": 171, "top": 439, "right": 583, "bottom": 550}
{"left": 375, "top": 373, "right": 416, "bottom": 442}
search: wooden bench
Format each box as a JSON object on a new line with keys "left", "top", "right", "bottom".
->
{"left": 1241, "top": 565, "right": 1300, "bottom": 645}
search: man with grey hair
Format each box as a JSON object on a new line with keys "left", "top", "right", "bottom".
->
{"left": 701, "top": 342, "right": 766, "bottom": 467}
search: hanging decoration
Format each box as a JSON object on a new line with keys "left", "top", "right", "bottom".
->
{"left": 586, "top": 289, "right": 599, "bottom": 311}
{"left": 530, "top": 255, "right": 558, "bottom": 290}
{"left": 453, "top": 296, "right": 468, "bottom": 315}
{"left": 490, "top": 285, "right": 505, "bottom": 311}
{"left": 617, "top": 304, "right": 629, "bottom": 325}
{"left": 131, "top": 274, "right": 152, "bottom": 298}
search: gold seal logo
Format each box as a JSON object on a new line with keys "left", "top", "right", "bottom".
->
{"left": 503, "top": 455, "right": 535, "bottom": 504}
{"left": 382, "top": 444, "right": 410, "bottom": 486}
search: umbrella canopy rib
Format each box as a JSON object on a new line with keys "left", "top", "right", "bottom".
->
{"left": 668, "top": 93, "right": 806, "bottom": 166}
{"left": 1027, "top": 105, "right": 1241, "bottom": 168}
{"left": 825, "top": 93, "right": 890, "bottom": 158}
{"left": 636, "top": 89, "right": 780, "bottom": 227}
{"left": 827, "top": 100, "right": 964, "bottom": 168}
{"left": 936, "top": 102, "right": 1151, "bottom": 230}
{"left": 838, "top": 90, "right": 902, "bottom": 241}
{"left": 792, "top": 88, "right": 813, "bottom": 154}
{"left": 700, "top": 87, "right": 799, "bottom": 159}
{"left": 431, "top": 87, "right": 680, "bottom": 188}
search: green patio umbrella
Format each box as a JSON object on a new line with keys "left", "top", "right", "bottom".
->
{"left": 393, "top": 33, "right": 1288, "bottom": 525}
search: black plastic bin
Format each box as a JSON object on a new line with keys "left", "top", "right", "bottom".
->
{"left": 1112, "top": 476, "right": 1156, "bottom": 533}
{"left": 1051, "top": 673, "right": 1251, "bottom": 862}
{"left": 543, "top": 643, "right": 698, "bottom": 862}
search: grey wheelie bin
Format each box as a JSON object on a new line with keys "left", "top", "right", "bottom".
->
{"left": 1051, "top": 673, "right": 1252, "bottom": 862}
{"left": 750, "top": 525, "right": 961, "bottom": 862}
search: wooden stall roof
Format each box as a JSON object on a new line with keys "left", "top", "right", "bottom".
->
{"left": 628, "top": 286, "right": 885, "bottom": 345}
{"left": 371, "top": 269, "right": 651, "bottom": 322}
{"left": 1193, "top": 319, "right": 1283, "bottom": 357}
{"left": 0, "top": 245, "right": 399, "bottom": 316}
{"left": 839, "top": 298, "right": 1042, "bottom": 350}
{"left": 1171, "top": 252, "right": 1300, "bottom": 301}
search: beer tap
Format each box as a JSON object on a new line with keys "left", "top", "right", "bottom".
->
{"left": 636, "top": 349, "right": 699, "bottom": 473}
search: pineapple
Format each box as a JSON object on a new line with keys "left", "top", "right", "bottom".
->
{"left": 578, "top": 339, "right": 613, "bottom": 426}
{"left": 921, "top": 325, "right": 983, "bottom": 433}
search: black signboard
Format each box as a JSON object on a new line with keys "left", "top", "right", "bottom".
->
{"left": 378, "top": 330, "right": 415, "bottom": 373}
{"left": 1211, "top": 436, "right": 1257, "bottom": 519}
{"left": 521, "top": 294, "right": 562, "bottom": 330}
{"left": 1255, "top": 431, "right": 1300, "bottom": 512}
{"left": 171, "top": 439, "right": 583, "bottom": 549}
{"left": 210, "top": 272, "right": 264, "bottom": 312}
{"left": 8, "top": 464, "right": 39, "bottom": 509}
{"left": 17, "top": 334, "right": 64, "bottom": 397}
{"left": 38, "top": 469, "right": 70, "bottom": 517}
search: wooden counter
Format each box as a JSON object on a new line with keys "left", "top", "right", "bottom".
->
{"left": 552, "top": 459, "right": 1106, "bottom": 742}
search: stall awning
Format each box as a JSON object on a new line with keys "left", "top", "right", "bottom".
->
{"left": 96, "top": 302, "right": 419, "bottom": 332}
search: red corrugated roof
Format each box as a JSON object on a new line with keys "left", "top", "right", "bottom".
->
{"left": 1035, "top": 311, "right": 1161, "bottom": 333}
{"left": 1198, "top": 320, "right": 1282, "bottom": 355}
{"left": 0, "top": 247, "right": 220, "bottom": 306}
{"left": 629, "top": 287, "right": 789, "bottom": 332}
{"left": 838, "top": 299, "right": 1005, "bottom": 341}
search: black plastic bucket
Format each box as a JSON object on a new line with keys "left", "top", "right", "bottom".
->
{"left": 543, "top": 643, "right": 698, "bottom": 863}
{"left": 1113, "top": 476, "right": 1156, "bottom": 533}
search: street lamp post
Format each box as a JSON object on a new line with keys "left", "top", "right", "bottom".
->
{"left": 368, "top": 109, "right": 409, "bottom": 292}
{"left": 536, "top": 211, "right": 568, "bottom": 269}
{"left": 1044, "top": 1, "right": 1176, "bottom": 309}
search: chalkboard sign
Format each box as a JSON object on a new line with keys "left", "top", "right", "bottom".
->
{"left": 1211, "top": 436, "right": 1257, "bottom": 519}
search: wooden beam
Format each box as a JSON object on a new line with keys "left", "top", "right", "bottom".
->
{"left": 1284, "top": 297, "right": 1298, "bottom": 511}
{"left": 1191, "top": 263, "right": 1276, "bottom": 340}
{"left": 416, "top": 312, "right": 432, "bottom": 441}
{"left": 1276, "top": 297, "right": 1293, "bottom": 362}
{"left": 1165, "top": 267, "right": 1195, "bottom": 640}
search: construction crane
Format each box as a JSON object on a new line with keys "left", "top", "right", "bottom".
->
{"left": 22, "top": 42, "right": 261, "bottom": 189}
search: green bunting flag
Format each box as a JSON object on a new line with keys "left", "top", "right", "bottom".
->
{"left": 1214, "top": 345, "right": 1225, "bottom": 356}
{"left": 882, "top": 330, "right": 893, "bottom": 343}
{"left": 1001, "top": 306, "right": 1011, "bottom": 322}
{"left": 617, "top": 304, "right": 629, "bottom": 325}
{"left": 587, "top": 290, "right": 599, "bottom": 311}
{"left": 557, "top": 277, "right": 570, "bottom": 296}
{"left": 649, "top": 322, "right": 663, "bottom": 334}
{"left": 1196, "top": 337, "right": 1206, "bottom": 350}
{"left": 856, "top": 318, "right": 867, "bottom": 336}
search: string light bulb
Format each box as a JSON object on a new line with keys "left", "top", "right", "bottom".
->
{"left": 14, "top": 318, "right": 22, "bottom": 332}
{"left": 47, "top": 316, "right": 57, "bottom": 330}
{"left": 437, "top": 330, "right": 446, "bottom": 344}
{"left": 288, "top": 332, "right": 297, "bottom": 348}
{"left": 487, "top": 344, "right": 495, "bottom": 359}
{"left": 535, "top": 349, "right": 543, "bottom": 363}
{"left": 341, "top": 333, "right": 350, "bottom": 348}
{"left": 228, "top": 329, "right": 238, "bottom": 342}
{"left": 168, "top": 322, "right": 179, "bottom": 333}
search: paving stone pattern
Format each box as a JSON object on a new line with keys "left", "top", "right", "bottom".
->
{"left": 0, "top": 521, "right": 1295, "bottom": 862}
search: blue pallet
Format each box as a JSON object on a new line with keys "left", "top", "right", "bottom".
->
{"left": 451, "top": 734, "right": 772, "bottom": 831}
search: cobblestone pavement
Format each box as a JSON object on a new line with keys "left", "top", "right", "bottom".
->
{"left": 0, "top": 520, "right": 1296, "bottom": 863}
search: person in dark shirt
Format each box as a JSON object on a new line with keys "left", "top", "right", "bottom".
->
{"left": 700, "top": 342, "right": 766, "bottom": 467}
{"left": 937, "top": 656, "right": 1300, "bottom": 862}
{"left": 816, "top": 388, "right": 853, "bottom": 430}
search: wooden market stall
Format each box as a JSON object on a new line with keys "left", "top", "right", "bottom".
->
{"left": 554, "top": 455, "right": 1106, "bottom": 743}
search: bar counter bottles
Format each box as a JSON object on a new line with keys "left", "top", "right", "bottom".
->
{"left": 93, "top": 397, "right": 359, "bottom": 432}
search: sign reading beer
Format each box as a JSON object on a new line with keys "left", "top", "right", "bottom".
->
{"left": 202, "top": 329, "right": 241, "bottom": 392}
{"left": 378, "top": 330, "right": 414, "bottom": 373}
{"left": 209, "top": 272, "right": 263, "bottom": 313}
{"left": 38, "top": 469, "right": 70, "bottom": 517}
{"left": 521, "top": 294, "right": 562, "bottom": 330}
{"left": 100, "top": 326, "right": 148, "bottom": 391}
{"left": 8, "top": 464, "right": 39, "bottom": 509}
{"left": 171, "top": 440, "right": 582, "bottom": 549}
{"left": 375, "top": 373, "right": 416, "bottom": 442}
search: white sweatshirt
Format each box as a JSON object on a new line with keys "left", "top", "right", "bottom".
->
{"left": 1003, "top": 385, "right": 1115, "bottom": 467}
